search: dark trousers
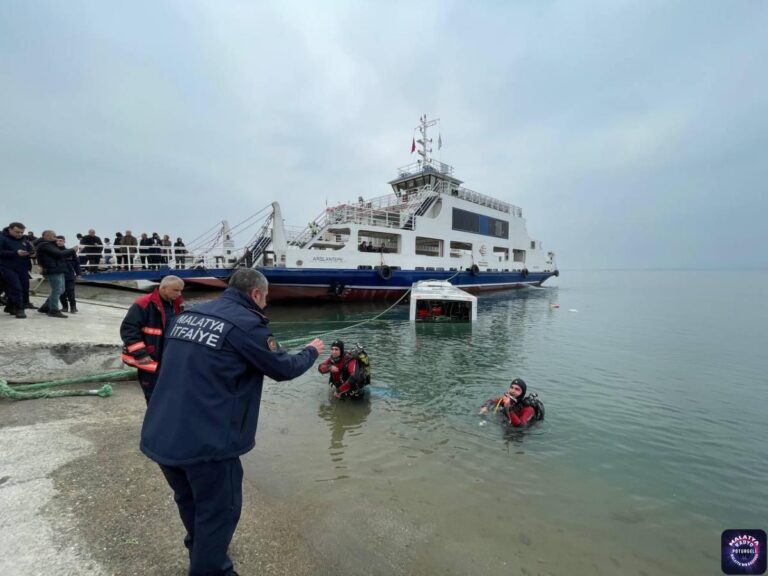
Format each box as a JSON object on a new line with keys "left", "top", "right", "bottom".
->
{"left": 159, "top": 458, "right": 243, "bottom": 576}
{"left": 59, "top": 275, "right": 76, "bottom": 309}
{"left": 139, "top": 372, "right": 157, "bottom": 404}
{"left": 1, "top": 267, "right": 29, "bottom": 308}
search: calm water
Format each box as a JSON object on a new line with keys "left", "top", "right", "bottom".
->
{"left": 236, "top": 270, "right": 767, "bottom": 575}
{"left": 92, "top": 271, "right": 768, "bottom": 574}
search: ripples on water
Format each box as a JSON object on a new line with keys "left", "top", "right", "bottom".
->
{"left": 261, "top": 271, "right": 768, "bottom": 574}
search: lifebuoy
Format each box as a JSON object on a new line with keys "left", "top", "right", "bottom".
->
{"left": 378, "top": 265, "right": 392, "bottom": 281}
{"left": 522, "top": 268, "right": 529, "bottom": 278}
{"left": 554, "top": 270, "right": 560, "bottom": 277}
{"left": 470, "top": 264, "right": 480, "bottom": 276}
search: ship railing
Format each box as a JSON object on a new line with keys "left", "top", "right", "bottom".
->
{"left": 396, "top": 158, "right": 454, "bottom": 178}
{"left": 398, "top": 185, "right": 439, "bottom": 229}
{"left": 288, "top": 184, "right": 442, "bottom": 243}
{"left": 317, "top": 188, "right": 429, "bottom": 231}
{"left": 236, "top": 214, "right": 274, "bottom": 266}
{"left": 73, "top": 244, "right": 250, "bottom": 274}
{"left": 451, "top": 186, "right": 517, "bottom": 215}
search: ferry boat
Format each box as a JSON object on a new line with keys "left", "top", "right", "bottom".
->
{"left": 245, "top": 115, "right": 559, "bottom": 302}
{"left": 78, "top": 116, "right": 559, "bottom": 300}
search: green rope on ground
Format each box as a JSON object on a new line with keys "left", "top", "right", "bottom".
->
{"left": 10, "top": 369, "right": 135, "bottom": 391}
{"left": 0, "top": 369, "right": 135, "bottom": 401}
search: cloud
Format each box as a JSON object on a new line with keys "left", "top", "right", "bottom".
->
{"left": 1, "top": 0, "right": 766, "bottom": 268}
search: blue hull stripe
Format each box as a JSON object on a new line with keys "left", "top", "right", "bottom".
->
{"left": 259, "top": 267, "right": 553, "bottom": 288}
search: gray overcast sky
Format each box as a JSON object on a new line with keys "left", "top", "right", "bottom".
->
{"left": 2, "top": 0, "right": 766, "bottom": 269}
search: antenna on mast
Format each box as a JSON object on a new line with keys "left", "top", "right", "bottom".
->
{"left": 415, "top": 114, "right": 440, "bottom": 164}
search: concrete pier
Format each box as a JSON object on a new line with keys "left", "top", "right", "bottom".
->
{"left": 0, "top": 382, "right": 314, "bottom": 576}
{"left": 0, "top": 292, "right": 314, "bottom": 575}
{"left": 0, "top": 297, "right": 127, "bottom": 383}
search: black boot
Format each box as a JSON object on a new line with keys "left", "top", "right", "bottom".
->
{"left": 24, "top": 302, "right": 36, "bottom": 309}
{"left": 47, "top": 310, "right": 68, "bottom": 318}
{"left": 70, "top": 306, "right": 78, "bottom": 313}
{"left": 15, "top": 309, "right": 27, "bottom": 319}
{"left": 38, "top": 304, "right": 50, "bottom": 314}
{"left": 61, "top": 304, "right": 69, "bottom": 312}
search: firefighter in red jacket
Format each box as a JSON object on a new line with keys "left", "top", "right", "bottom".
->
{"left": 120, "top": 275, "right": 184, "bottom": 402}
{"left": 318, "top": 339, "right": 367, "bottom": 398}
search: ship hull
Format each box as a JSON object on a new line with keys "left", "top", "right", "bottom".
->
{"left": 258, "top": 267, "right": 556, "bottom": 303}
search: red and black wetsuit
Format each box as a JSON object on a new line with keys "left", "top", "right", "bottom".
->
{"left": 483, "top": 395, "right": 539, "bottom": 427}
{"left": 318, "top": 353, "right": 361, "bottom": 397}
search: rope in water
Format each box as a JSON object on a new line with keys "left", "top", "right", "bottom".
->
{"left": 0, "top": 369, "right": 136, "bottom": 400}
{"left": 278, "top": 269, "right": 464, "bottom": 347}
{"left": 278, "top": 287, "right": 413, "bottom": 347}
{"left": 3, "top": 271, "right": 467, "bottom": 397}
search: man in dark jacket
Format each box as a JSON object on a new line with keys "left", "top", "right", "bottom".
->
{"left": 139, "top": 233, "right": 153, "bottom": 269}
{"left": 120, "top": 275, "right": 185, "bottom": 402}
{"left": 173, "top": 237, "right": 187, "bottom": 269}
{"left": 79, "top": 228, "right": 103, "bottom": 272}
{"left": 0, "top": 222, "right": 34, "bottom": 318}
{"left": 38, "top": 236, "right": 83, "bottom": 315}
{"left": 57, "top": 236, "right": 81, "bottom": 312}
{"left": 122, "top": 230, "right": 138, "bottom": 270}
{"left": 35, "top": 230, "right": 79, "bottom": 318}
{"left": 140, "top": 269, "right": 324, "bottom": 576}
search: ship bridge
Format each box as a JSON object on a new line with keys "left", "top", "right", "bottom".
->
{"left": 389, "top": 158, "right": 463, "bottom": 199}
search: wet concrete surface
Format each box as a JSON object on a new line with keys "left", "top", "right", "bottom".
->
{"left": 0, "top": 383, "right": 317, "bottom": 576}
{"left": 0, "top": 296, "right": 125, "bottom": 383}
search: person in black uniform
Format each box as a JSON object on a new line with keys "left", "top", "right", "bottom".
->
{"left": 0, "top": 222, "right": 35, "bottom": 318}
{"left": 140, "top": 268, "right": 324, "bottom": 576}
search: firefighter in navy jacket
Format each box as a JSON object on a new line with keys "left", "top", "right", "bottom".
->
{"left": 120, "top": 275, "right": 184, "bottom": 402}
{"left": 140, "top": 269, "right": 324, "bottom": 576}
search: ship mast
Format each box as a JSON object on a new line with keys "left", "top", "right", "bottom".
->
{"left": 416, "top": 114, "right": 439, "bottom": 166}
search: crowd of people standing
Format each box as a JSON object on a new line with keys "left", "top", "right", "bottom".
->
{"left": 0, "top": 221, "right": 188, "bottom": 319}
{"left": 75, "top": 230, "right": 188, "bottom": 271}
{"left": 0, "top": 222, "right": 80, "bottom": 318}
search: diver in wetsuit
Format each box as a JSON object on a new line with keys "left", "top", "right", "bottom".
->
{"left": 479, "top": 378, "right": 544, "bottom": 427}
{"left": 317, "top": 339, "right": 369, "bottom": 399}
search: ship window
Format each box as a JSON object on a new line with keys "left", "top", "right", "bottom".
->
{"left": 426, "top": 267, "right": 435, "bottom": 271}
{"left": 416, "top": 236, "right": 442, "bottom": 257}
{"left": 450, "top": 240, "right": 472, "bottom": 258}
{"left": 357, "top": 265, "right": 373, "bottom": 270}
{"left": 452, "top": 208, "right": 508, "bottom": 239}
{"left": 358, "top": 230, "right": 400, "bottom": 254}
{"left": 416, "top": 267, "right": 425, "bottom": 271}
{"left": 530, "top": 241, "right": 536, "bottom": 249}
{"left": 513, "top": 249, "right": 526, "bottom": 263}
{"left": 493, "top": 246, "right": 510, "bottom": 262}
